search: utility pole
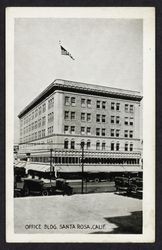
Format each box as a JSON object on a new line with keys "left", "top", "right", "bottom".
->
{"left": 50, "top": 149, "right": 53, "bottom": 183}
{"left": 81, "top": 141, "right": 85, "bottom": 194}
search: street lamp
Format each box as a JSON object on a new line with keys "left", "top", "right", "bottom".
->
{"left": 81, "top": 141, "right": 85, "bottom": 194}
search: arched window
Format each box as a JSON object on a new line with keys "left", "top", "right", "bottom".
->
{"left": 71, "top": 139, "right": 75, "bottom": 149}
{"left": 64, "top": 139, "right": 69, "bottom": 149}
{"left": 80, "top": 140, "right": 85, "bottom": 149}
{"left": 130, "top": 143, "right": 133, "bottom": 151}
{"left": 87, "top": 140, "right": 91, "bottom": 150}
{"left": 102, "top": 141, "right": 106, "bottom": 150}
{"left": 96, "top": 141, "right": 100, "bottom": 150}
{"left": 111, "top": 141, "right": 115, "bottom": 151}
{"left": 116, "top": 142, "right": 120, "bottom": 151}
{"left": 125, "top": 142, "right": 128, "bottom": 151}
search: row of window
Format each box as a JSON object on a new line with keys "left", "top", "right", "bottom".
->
{"left": 64, "top": 125, "right": 134, "bottom": 138}
{"left": 64, "top": 96, "right": 134, "bottom": 112}
{"left": 64, "top": 139, "right": 134, "bottom": 151}
{"left": 21, "top": 97, "right": 54, "bottom": 126}
{"left": 64, "top": 111, "right": 134, "bottom": 125}
{"left": 20, "top": 126, "right": 54, "bottom": 142}
{"left": 21, "top": 114, "right": 54, "bottom": 135}
{"left": 31, "top": 156, "right": 139, "bottom": 165}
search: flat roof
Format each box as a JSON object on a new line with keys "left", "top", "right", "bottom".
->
{"left": 18, "top": 79, "right": 143, "bottom": 118}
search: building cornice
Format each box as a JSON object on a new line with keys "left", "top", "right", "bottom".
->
{"left": 18, "top": 79, "right": 143, "bottom": 118}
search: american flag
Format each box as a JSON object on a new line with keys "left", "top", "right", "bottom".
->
{"left": 59, "top": 41, "right": 75, "bottom": 60}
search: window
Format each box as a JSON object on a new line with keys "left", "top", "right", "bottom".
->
{"left": 51, "top": 98, "right": 54, "bottom": 108}
{"left": 81, "top": 98, "right": 86, "bottom": 107}
{"left": 35, "top": 109, "right": 38, "bottom": 118}
{"left": 64, "top": 126, "right": 69, "bottom": 134}
{"left": 125, "top": 143, "right": 128, "bottom": 151}
{"left": 102, "top": 101, "right": 106, "bottom": 109}
{"left": 96, "top": 114, "right": 101, "bottom": 122}
{"left": 71, "top": 126, "right": 75, "bottom": 134}
{"left": 42, "top": 129, "right": 45, "bottom": 137}
{"left": 111, "top": 102, "right": 115, "bottom": 110}
{"left": 87, "top": 127, "right": 91, "bottom": 135}
{"left": 35, "top": 121, "right": 37, "bottom": 129}
{"left": 48, "top": 126, "right": 53, "bottom": 135}
{"left": 81, "top": 113, "right": 85, "bottom": 121}
{"left": 125, "top": 104, "right": 129, "bottom": 112}
{"left": 71, "top": 112, "right": 76, "bottom": 120}
{"left": 64, "top": 111, "right": 69, "bottom": 120}
{"left": 64, "top": 139, "right": 69, "bottom": 149}
{"left": 102, "top": 115, "right": 106, "bottom": 123}
{"left": 48, "top": 112, "right": 54, "bottom": 123}
{"left": 111, "top": 116, "right": 115, "bottom": 124}
{"left": 43, "top": 103, "right": 46, "bottom": 112}
{"left": 38, "top": 131, "right": 41, "bottom": 138}
{"left": 116, "top": 129, "right": 120, "bottom": 137}
{"left": 116, "top": 103, "right": 120, "bottom": 111}
{"left": 42, "top": 116, "right": 46, "bottom": 126}
{"left": 39, "top": 106, "right": 41, "bottom": 115}
{"left": 38, "top": 119, "right": 41, "bottom": 128}
{"left": 130, "top": 117, "right": 134, "bottom": 126}
{"left": 124, "top": 130, "right": 128, "bottom": 138}
{"left": 129, "top": 130, "right": 133, "bottom": 138}
{"left": 87, "top": 140, "right": 91, "bottom": 150}
{"left": 96, "top": 128, "right": 100, "bottom": 136}
{"left": 71, "top": 140, "right": 75, "bottom": 149}
{"left": 96, "top": 100, "right": 101, "bottom": 109}
{"left": 111, "top": 142, "right": 114, "bottom": 151}
{"left": 111, "top": 129, "right": 115, "bottom": 137}
{"left": 87, "top": 113, "right": 91, "bottom": 122}
{"left": 96, "top": 141, "right": 100, "bottom": 150}
{"left": 35, "top": 132, "right": 37, "bottom": 139}
{"left": 87, "top": 99, "right": 91, "bottom": 108}
{"left": 71, "top": 97, "right": 76, "bottom": 106}
{"left": 124, "top": 117, "right": 129, "bottom": 125}
{"left": 81, "top": 127, "right": 85, "bottom": 134}
{"left": 102, "top": 142, "right": 106, "bottom": 150}
{"left": 130, "top": 143, "right": 133, "bottom": 151}
{"left": 102, "top": 128, "right": 106, "bottom": 136}
{"left": 116, "top": 142, "right": 120, "bottom": 151}
{"left": 65, "top": 96, "right": 70, "bottom": 105}
{"left": 116, "top": 116, "right": 120, "bottom": 124}
{"left": 130, "top": 105, "right": 134, "bottom": 113}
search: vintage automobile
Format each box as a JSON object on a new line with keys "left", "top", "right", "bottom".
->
{"left": 114, "top": 176, "right": 131, "bottom": 193}
{"left": 114, "top": 176, "right": 143, "bottom": 196}
{"left": 14, "top": 178, "right": 73, "bottom": 197}
{"left": 129, "top": 177, "right": 143, "bottom": 196}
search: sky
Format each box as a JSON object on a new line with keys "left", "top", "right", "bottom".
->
{"left": 14, "top": 18, "right": 143, "bottom": 143}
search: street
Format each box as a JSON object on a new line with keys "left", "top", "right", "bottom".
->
{"left": 68, "top": 180, "right": 116, "bottom": 193}
{"left": 14, "top": 192, "right": 142, "bottom": 234}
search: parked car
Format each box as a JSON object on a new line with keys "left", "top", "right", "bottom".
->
{"left": 114, "top": 176, "right": 131, "bottom": 193}
{"left": 115, "top": 176, "right": 143, "bottom": 197}
{"left": 14, "top": 178, "right": 73, "bottom": 197}
{"left": 129, "top": 177, "right": 143, "bottom": 196}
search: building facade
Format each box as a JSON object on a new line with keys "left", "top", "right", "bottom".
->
{"left": 18, "top": 79, "right": 143, "bottom": 173}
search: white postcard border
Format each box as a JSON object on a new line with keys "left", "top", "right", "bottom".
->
{"left": 6, "top": 7, "right": 155, "bottom": 243}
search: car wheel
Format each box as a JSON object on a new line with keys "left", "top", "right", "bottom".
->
{"left": 94, "top": 178, "right": 100, "bottom": 183}
{"left": 42, "top": 189, "right": 49, "bottom": 196}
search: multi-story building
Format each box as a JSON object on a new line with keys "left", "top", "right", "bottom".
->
{"left": 18, "top": 79, "right": 143, "bottom": 174}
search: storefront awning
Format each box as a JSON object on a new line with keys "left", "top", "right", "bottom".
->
{"left": 25, "top": 163, "right": 50, "bottom": 172}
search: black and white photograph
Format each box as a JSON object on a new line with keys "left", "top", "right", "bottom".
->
{"left": 6, "top": 7, "right": 155, "bottom": 242}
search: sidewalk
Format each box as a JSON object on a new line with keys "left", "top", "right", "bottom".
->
{"left": 14, "top": 193, "right": 142, "bottom": 234}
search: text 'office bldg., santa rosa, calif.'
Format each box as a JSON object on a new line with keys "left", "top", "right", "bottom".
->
{"left": 17, "top": 79, "right": 143, "bottom": 174}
